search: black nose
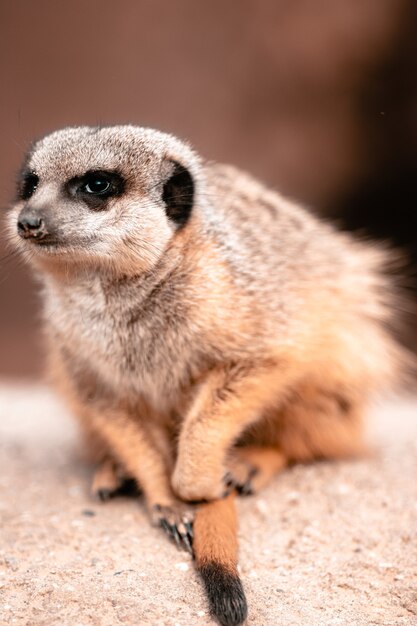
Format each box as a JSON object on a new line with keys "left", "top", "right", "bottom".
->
{"left": 17, "top": 215, "right": 47, "bottom": 239}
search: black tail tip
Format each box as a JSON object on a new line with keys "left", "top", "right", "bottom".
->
{"left": 198, "top": 562, "right": 248, "bottom": 626}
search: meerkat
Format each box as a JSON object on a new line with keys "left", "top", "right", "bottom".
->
{"left": 8, "top": 125, "right": 408, "bottom": 626}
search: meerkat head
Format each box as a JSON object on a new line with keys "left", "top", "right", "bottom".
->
{"left": 8, "top": 125, "right": 202, "bottom": 276}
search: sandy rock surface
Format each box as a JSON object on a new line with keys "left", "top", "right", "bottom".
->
{"left": 0, "top": 382, "right": 416, "bottom": 626}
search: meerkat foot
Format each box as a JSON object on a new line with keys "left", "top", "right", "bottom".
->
{"left": 92, "top": 458, "right": 137, "bottom": 501}
{"left": 151, "top": 503, "right": 194, "bottom": 554}
{"left": 224, "top": 446, "right": 287, "bottom": 496}
{"left": 223, "top": 459, "right": 258, "bottom": 496}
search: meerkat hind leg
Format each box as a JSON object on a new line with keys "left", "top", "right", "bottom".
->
{"left": 246, "top": 381, "right": 365, "bottom": 465}
{"left": 227, "top": 382, "right": 364, "bottom": 498}
{"left": 277, "top": 384, "right": 365, "bottom": 462}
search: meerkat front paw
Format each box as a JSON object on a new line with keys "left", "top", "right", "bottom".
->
{"left": 151, "top": 503, "right": 194, "bottom": 554}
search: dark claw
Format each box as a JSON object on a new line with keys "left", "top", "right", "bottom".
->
{"left": 237, "top": 483, "right": 253, "bottom": 496}
{"left": 97, "top": 488, "right": 113, "bottom": 502}
{"left": 224, "top": 465, "right": 259, "bottom": 497}
{"left": 239, "top": 466, "right": 258, "bottom": 496}
{"left": 170, "top": 524, "right": 182, "bottom": 549}
{"left": 223, "top": 472, "right": 235, "bottom": 488}
{"left": 176, "top": 520, "right": 194, "bottom": 554}
{"left": 184, "top": 521, "right": 194, "bottom": 540}
{"left": 181, "top": 531, "right": 193, "bottom": 555}
{"left": 153, "top": 504, "right": 195, "bottom": 554}
{"left": 158, "top": 517, "right": 193, "bottom": 554}
{"left": 160, "top": 518, "right": 172, "bottom": 537}
{"left": 222, "top": 473, "right": 235, "bottom": 498}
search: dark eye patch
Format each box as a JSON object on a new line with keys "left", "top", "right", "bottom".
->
{"left": 19, "top": 172, "right": 39, "bottom": 201}
{"left": 68, "top": 169, "right": 125, "bottom": 210}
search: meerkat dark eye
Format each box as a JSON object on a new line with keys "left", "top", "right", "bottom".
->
{"left": 162, "top": 161, "right": 194, "bottom": 228}
{"left": 82, "top": 177, "right": 111, "bottom": 195}
{"left": 69, "top": 170, "right": 125, "bottom": 209}
{"left": 20, "top": 173, "right": 39, "bottom": 200}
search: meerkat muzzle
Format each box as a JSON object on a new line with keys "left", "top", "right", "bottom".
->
{"left": 17, "top": 213, "right": 49, "bottom": 241}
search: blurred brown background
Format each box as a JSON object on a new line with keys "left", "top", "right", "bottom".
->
{"left": 1, "top": 0, "right": 416, "bottom": 378}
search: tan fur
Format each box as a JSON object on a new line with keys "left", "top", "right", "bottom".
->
{"left": 8, "top": 125, "right": 410, "bottom": 625}
{"left": 194, "top": 494, "right": 238, "bottom": 571}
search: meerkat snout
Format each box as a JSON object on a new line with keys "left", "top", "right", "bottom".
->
{"left": 17, "top": 212, "right": 48, "bottom": 240}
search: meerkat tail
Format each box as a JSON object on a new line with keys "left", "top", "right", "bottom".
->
{"left": 193, "top": 493, "right": 248, "bottom": 626}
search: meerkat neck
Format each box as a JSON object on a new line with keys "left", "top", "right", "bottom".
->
{"left": 42, "top": 220, "right": 198, "bottom": 304}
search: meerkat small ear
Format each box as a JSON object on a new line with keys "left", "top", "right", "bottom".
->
{"left": 162, "top": 161, "right": 194, "bottom": 228}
